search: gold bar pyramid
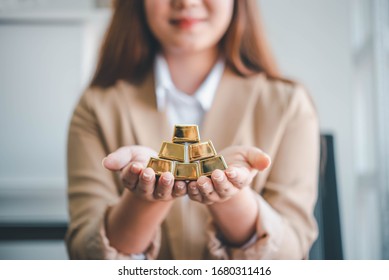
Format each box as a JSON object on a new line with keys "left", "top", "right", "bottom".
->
{"left": 147, "top": 125, "right": 227, "bottom": 180}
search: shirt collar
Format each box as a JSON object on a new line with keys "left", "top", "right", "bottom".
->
{"left": 154, "top": 54, "right": 224, "bottom": 112}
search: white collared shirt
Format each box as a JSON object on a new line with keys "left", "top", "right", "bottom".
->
{"left": 154, "top": 54, "right": 224, "bottom": 127}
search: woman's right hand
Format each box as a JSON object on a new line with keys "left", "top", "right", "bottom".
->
{"left": 102, "top": 145, "right": 187, "bottom": 201}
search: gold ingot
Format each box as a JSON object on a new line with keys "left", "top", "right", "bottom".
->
{"left": 158, "top": 142, "right": 186, "bottom": 162}
{"left": 189, "top": 140, "right": 216, "bottom": 162}
{"left": 199, "top": 155, "right": 228, "bottom": 177}
{"left": 147, "top": 157, "right": 175, "bottom": 176}
{"left": 174, "top": 162, "right": 200, "bottom": 180}
{"left": 172, "top": 125, "right": 200, "bottom": 143}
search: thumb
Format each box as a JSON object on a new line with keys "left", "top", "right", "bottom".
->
{"left": 245, "top": 147, "right": 271, "bottom": 171}
{"left": 102, "top": 146, "right": 133, "bottom": 171}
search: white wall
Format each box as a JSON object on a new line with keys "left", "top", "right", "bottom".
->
{"left": 0, "top": 7, "right": 110, "bottom": 259}
{"left": 0, "top": 8, "right": 110, "bottom": 214}
{"left": 0, "top": 23, "right": 82, "bottom": 190}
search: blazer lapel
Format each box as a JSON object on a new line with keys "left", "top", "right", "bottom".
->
{"left": 119, "top": 74, "right": 171, "bottom": 151}
{"left": 201, "top": 68, "right": 265, "bottom": 151}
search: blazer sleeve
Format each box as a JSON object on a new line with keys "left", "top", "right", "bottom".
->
{"left": 65, "top": 89, "right": 161, "bottom": 259}
{"left": 207, "top": 84, "right": 320, "bottom": 259}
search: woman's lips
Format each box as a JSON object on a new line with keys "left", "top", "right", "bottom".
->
{"left": 170, "top": 18, "right": 204, "bottom": 29}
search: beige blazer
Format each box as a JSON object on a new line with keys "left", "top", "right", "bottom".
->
{"left": 66, "top": 68, "right": 319, "bottom": 260}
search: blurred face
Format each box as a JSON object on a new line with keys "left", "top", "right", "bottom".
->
{"left": 144, "top": 0, "right": 234, "bottom": 55}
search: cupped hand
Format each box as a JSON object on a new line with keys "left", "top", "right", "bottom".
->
{"left": 103, "top": 145, "right": 187, "bottom": 201}
{"left": 187, "top": 146, "right": 271, "bottom": 205}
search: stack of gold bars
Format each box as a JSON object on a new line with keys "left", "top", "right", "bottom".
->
{"left": 147, "top": 125, "right": 227, "bottom": 180}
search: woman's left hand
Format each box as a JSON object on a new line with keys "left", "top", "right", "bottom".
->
{"left": 187, "top": 146, "right": 271, "bottom": 205}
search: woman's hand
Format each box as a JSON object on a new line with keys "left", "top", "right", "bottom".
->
{"left": 103, "top": 145, "right": 187, "bottom": 201}
{"left": 188, "top": 146, "right": 271, "bottom": 205}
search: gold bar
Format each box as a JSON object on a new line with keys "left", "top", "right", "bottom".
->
{"left": 147, "top": 157, "right": 175, "bottom": 176}
{"left": 199, "top": 155, "right": 228, "bottom": 177}
{"left": 189, "top": 140, "right": 217, "bottom": 162}
{"left": 158, "top": 142, "right": 186, "bottom": 162}
{"left": 172, "top": 125, "right": 200, "bottom": 143}
{"left": 174, "top": 162, "right": 200, "bottom": 180}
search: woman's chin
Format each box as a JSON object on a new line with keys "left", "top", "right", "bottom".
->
{"left": 163, "top": 42, "right": 213, "bottom": 56}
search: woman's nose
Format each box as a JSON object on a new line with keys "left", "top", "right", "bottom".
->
{"left": 171, "top": 0, "right": 201, "bottom": 9}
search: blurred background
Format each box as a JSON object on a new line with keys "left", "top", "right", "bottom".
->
{"left": 0, "top": 0, "right": 388, "bottom": 259}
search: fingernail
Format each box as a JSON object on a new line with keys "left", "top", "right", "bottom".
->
{"left": 176, "top": 182, "right": 185, "bottom": 189}
{"left": 226, "top": 169, "right": 237, "bottom": 179}
{"left": 156, "top": 192, "right": 164, "bottom": 198}
{"left": 190, "top": 186, "right": 199, "bottom": 194}
{"left": 258, "top": 154, "right": 271, "bottom": 170}
{"left": 131, "top": 163, "right": 142, "bottom": 173}
{"left": 212, "top": 172, "right": 223, "bottom": 182}
{"left": 162, "top": 176, "right": 172, "bottom": 185}
{"left": 142, "top": 172, "right": 153, "bottom": 181}
{"left": 199, "top": 181, "right": 210, "bottom": 188}
{"left": 101, "top": 157, "right": 107, "bottom": 168}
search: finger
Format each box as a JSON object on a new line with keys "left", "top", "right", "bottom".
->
{"left": 135, "top": 167, "right": 156, "bottom": 198}
{"left": 103, "top": 147, "right": 133, "bottom": 171}
{"left": 197, "top": 176, "right": 218, "bottom": 204}
{"left": 154, "top": 172, "right": 174, "bottom": 200}
{"left": 187, "top": 181, "right": 202, "bottom": 203}
{"left": 173, "top": 181, "right": 187, "bottom": 197}
{"left": 245, "top": 147, "right": 271, "bottom": 171}
{"left": 211, "top": 169, "right": 238, "bottom": 199}
{"left": 225, "top": 166, "right": 252, "bottom": 189}
{"left": 120, "top": 162, "right": 143, "bottom": 191}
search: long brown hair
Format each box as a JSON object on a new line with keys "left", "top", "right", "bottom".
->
{"left": 90, "top": 0, "right": 280, "bottom": 88}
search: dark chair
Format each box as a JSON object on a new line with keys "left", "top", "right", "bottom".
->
{"left": 0, "top": 222, "right": 67, "bottom": 241}
{"left": 309, "top": 134, "right": 344, "bottom": 259}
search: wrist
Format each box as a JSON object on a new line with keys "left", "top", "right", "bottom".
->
{"left": 122, "top": 188, "right": 174, "bottom": 207}
{"left": 207, "top": 187, "right": 258, "bottom": 245}
{"left": 208, "top": 186, "right": 252, "bottom": 210}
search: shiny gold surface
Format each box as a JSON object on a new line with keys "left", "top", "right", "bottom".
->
{"left": 199, "top": 155, "right": 228, "bottom": 177}
{"left": 172, "top": 125, "right": 200, "bottom": 143}
{"left": 189, "top": 140, "right": 216, "bottom": 162}
{"left": 158, "top": 142, "right": 186, "bottom": 162}
{"left": 147, "top": 157, "right": 175, "bottom": 175}
{"left": 174, "top": 162, "right": 200, "bottom": 180}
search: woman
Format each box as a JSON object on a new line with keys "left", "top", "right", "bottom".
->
{"left": 66, "top": 0, "right": 319, "bottom": 259}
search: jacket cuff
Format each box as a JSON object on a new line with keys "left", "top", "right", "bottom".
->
{"left": 207, "top": 191, "right": 285, "bottom": 259}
